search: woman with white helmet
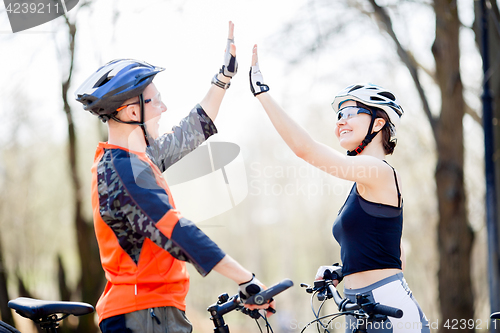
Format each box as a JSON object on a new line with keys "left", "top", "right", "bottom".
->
{"left": 250, "top": 45, "right": 429, "bottom": 333}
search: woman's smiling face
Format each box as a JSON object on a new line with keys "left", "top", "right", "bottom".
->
{"left": 334, "top": 100, "right": 372, "bottom": 151}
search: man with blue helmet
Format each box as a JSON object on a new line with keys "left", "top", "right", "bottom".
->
{"left": 75, "top": 22, "right": 271, "bottom": 333}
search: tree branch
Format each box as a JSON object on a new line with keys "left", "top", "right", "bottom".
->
{"left": 465, "top": 102, "right": 483, "bottom": 127}
{"left": 366, "top": 0, "right": 438, "bottom": 140}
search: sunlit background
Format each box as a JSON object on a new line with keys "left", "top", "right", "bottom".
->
{"left": 0, "top": 0, "right": 488, "bottom": 332}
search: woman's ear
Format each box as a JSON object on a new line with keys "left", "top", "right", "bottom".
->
{"left": 373, "top": 118, "right": 386, "bottom": 132}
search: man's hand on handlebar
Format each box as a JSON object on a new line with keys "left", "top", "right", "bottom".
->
{"left": 239, "top": 274, "right": 276, "bottom": 316}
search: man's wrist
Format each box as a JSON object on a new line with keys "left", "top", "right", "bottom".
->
{"left": 217, "top": 73, "right": 231, "bottom": 83}
{"left": 212, "top": 73, "right": 231, "bottom": 89}
{"left": 238, "top": 272, "right": 255, "bottom": 285}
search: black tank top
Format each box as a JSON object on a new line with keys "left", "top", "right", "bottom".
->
{"left": 332, "top": 162, "right": 403, "bottom": 276}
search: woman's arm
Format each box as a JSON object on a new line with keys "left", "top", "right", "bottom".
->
{"left": 251, "top": 45, "right": 390, "bottom": 185}
{"left": 256, "top": 92, "right": 317, "bottom": 159}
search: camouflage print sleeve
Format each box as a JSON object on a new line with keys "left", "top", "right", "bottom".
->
{"left": 147, "top": 104, "right": 217, "bottom": 173}
{"left": 98, "top": 148, "right": 225, "bottom": 276}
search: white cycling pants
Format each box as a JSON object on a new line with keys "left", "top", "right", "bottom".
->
{"left": 344, "top": 273, "right": 430, "bottom": 333}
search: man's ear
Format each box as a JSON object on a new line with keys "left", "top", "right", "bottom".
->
{"left": 122, "top": 105, "right": 140, "bottom": 122}
{"left": 373, "top": 118, "right": 386, "bottom": 132}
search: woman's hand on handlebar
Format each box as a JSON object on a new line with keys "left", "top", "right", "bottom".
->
{"left": 315, "top": 264, "right": 343, "bottom": 287}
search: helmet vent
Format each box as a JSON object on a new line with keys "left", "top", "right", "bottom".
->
{"left": 370, "top": 96, "right": 385, "bottom": 101}
{"left": 378, "top": 91, "right": 396, "bottom": 101}
{"left": 93, "top": 70, "right": 113, "bottom": 88}
{"left": 348, "top": 85, "right": 364, "bottom": 93}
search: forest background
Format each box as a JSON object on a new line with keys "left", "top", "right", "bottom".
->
{"left": 0, "top": 0, "right": 498, "bottom": 332}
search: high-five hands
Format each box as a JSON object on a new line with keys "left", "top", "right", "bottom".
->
{"left": 249, "top": 45, "right": 270, "bottom": 96}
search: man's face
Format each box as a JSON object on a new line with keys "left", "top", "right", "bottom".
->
{"left": 142, "top": 83, "right": 167, "bottom": 140}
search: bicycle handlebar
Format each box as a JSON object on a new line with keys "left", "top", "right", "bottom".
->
{"left": 208, "top": 278, "right": 294, "bottom": 332}
{"left": 326, "top": 283, "right": 402, "bottom": 318}
{"left": 372, "top": 303, "right": 404, "bottom": 318}
{"left": 304, "top": 279, "right": 403, "bottom": 319}
{"left": 245, "top": 279, "right": 294, "bottom": 305}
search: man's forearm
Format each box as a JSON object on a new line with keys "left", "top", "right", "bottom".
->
{"left": 213, "top": 254, "right": 253, "bottom": 284}
{"left": 199, "top": 73, "right": 230, "bottom": 122}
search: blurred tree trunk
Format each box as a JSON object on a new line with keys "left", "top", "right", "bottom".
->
{"left": 432, "top": 1, "right": 474, "bottom": 330}
{"left": 473, "top": 0, "right": 500, "bottom": 319}
{"left": 366, "top": 1, "right": 474, "bottom": 329}
{"left": 60, "top": 11, "right": 104, "bottom": 333}
{"left": 0, "top": 237, "right": 14, "bottom": 327}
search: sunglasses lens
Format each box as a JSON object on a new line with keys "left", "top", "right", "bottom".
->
{"left": 337, "top": 106, "right": 372, "bottom": 121}
{"left": 155, "top": 93, "right": 163, "bottom": 108}
{"left": 146, "top": 93, "right": 163, "bottom": 108}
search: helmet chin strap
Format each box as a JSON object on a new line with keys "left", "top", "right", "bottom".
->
{"left": 138, "top": 94, "right": 150, "bottom": 147}
{"left": 111, "top": 93, "right": 151, "bottom": 147}
{"left": 347, "top": 110, "right": 380, "bottom": 156}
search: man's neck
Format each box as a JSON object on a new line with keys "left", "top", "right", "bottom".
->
{"left": 107, "top": 126, "right": 147, "bottom": 152}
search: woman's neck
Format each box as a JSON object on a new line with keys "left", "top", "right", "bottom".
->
{"left": 358, "top": 135, "right": 386, "bottom": 159}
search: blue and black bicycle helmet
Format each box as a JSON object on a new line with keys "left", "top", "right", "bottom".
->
{"left": 332, "top": 83, "right": 404, "bottom": 156}
{"left": 75, "top": 59, "right": 164, "bottom": 120}
{"left": 75, "top": 59, "right": 164, "bottom": 145}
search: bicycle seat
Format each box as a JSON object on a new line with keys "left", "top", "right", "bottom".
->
{"left": 8, "top": 298, "right": 94, "bottom": 321}
{"left": 492, "top": 312, "right": 500, "bottom": 319}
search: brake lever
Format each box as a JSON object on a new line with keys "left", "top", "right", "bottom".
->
{"left": 240, "top": 307, "right": 261, "bottom": 319}
{"left": 300, "top": 283, "right": 315, "bottom": 294}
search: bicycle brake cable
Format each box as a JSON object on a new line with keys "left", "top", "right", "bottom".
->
{"left": 254, "top": 318, "right": 264, "bottom": 333}
{"left": 258, "top": 310, "right": 274, "bottom": 333}
{"left": 300, "top": 313, "right": 345, "bottom": 333}
{"left": 310, "top": 290, "right": 332, "bottom": 333}
{"left": 317, "top": 298, "right": 330, "bottom": 333}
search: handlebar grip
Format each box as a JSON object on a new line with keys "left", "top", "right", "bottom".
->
{"left": 245, "top": 279, "right": 294, "bottom": 305}
{"left": 373, "top": 304, "right": 403, "bottom": 318}
{"left": 328, "top": 284, "right": 344, "bottom": 308}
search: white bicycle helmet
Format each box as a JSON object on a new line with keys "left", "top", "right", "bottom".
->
{"left": 332, "top": 83, "right": 403, "bottom": 129}
{"left": 332, "top": 83, "right": 404, "bottom": 156}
